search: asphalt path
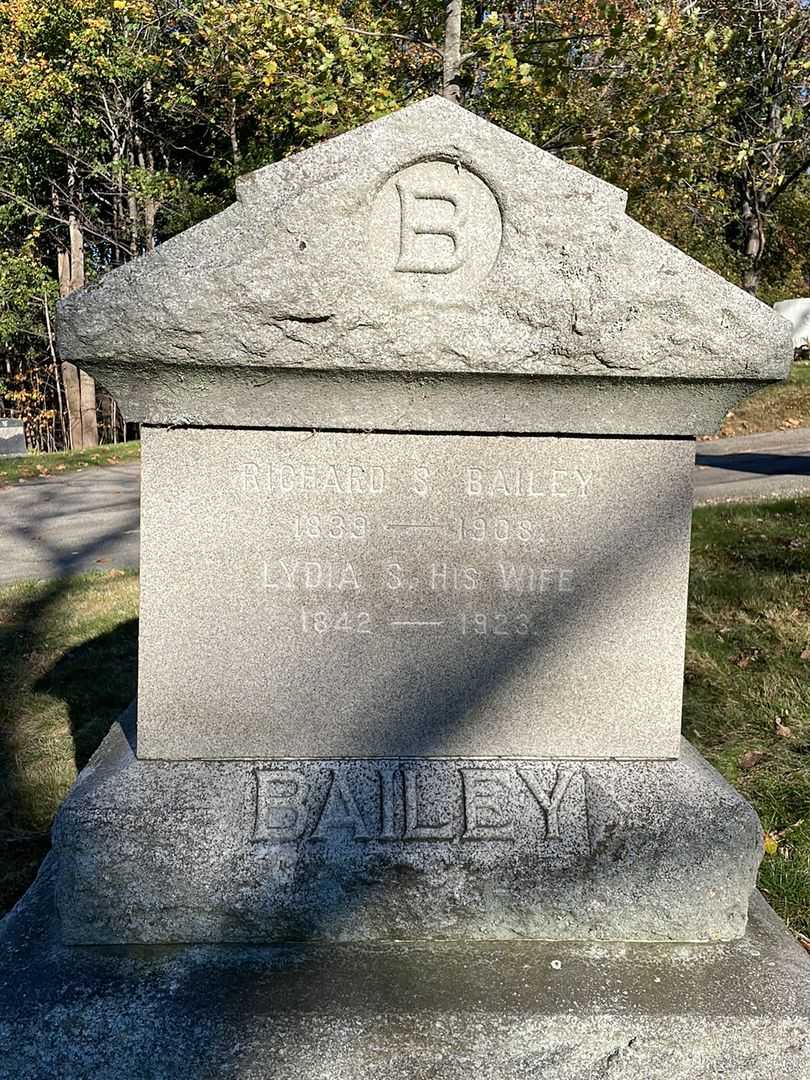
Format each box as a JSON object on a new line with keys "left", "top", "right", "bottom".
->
{"left": 1, "top": 429, "right": 809, "bottom": 585}
{"left": 0, "top": 462, "right": 140, "bottom": 586}
{"left": 694, "top": 429, "right": 810, "bottom": 503}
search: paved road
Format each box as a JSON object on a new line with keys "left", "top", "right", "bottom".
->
{"left": 694, "top": 429, "right": 810, "bottom": 504}
{"left": 1, "top": 430, "right": 809, "bottom": 585}
{"left": 0, "top": 462, "right": 140, "bottom": 586}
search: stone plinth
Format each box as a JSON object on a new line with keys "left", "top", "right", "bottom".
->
{"left": 54, "top": 714, "right": 761, "bottom": 945}
{"left": 2, "top": 857, "right": 809, "bottom": 1079}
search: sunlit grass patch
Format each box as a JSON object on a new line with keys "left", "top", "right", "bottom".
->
{"left": 718, "top": 360, "right": 810, "bottom": 437}
{"left": 0, "top": 570, "right": 139, "bottom": 913}
{"left": 685, "top": 496, "right": 810, "bottom": 936}
{"left": 0, "top": 440, "right": 140, "bottom": 486}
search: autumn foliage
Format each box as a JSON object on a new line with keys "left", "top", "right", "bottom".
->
{"left": 1, "top": 0, "right": 808, "bottom": 448}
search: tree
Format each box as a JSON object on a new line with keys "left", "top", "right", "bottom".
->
{"left": 0, "top": 0, "right": 421, "bottom": 448}
{"left": 1, "top": 0, "right": 808, "bottom": 453}
{"left": 709, "top": 0, "right": 810, "bottom": 294}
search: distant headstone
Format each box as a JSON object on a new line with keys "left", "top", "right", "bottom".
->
{"left": 774, "top": 297, "right": 810, "bottom": 348}
{"left": 37, "top": 98, "right": 808, "bottom": 1077}
{"left": 0, "top": 419, "right": 25, "bottom": 456}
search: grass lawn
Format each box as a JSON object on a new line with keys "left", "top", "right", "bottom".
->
{"left": 0, "top": 500, "right": 808, "bottom": 940}
{"left": 0, "top": 440, "right": 141, "bottom": 487}
{"left": 0, "top": 571, "right": 138, "bottom": 914}
{"left": 719, "top": 360, "right": 810, "bottom": 437}
{"left": 685, "top": 496, "right": 810, "bottom": 939}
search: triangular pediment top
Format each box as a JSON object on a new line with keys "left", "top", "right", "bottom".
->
{"left": 57, "top": 96, "right": 792, "bottom": 413}
{"left": 234, "top": 95, "right": 628, "bottom": 216}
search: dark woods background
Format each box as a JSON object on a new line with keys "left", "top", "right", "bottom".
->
{"left": 1, "top": 0, "right": 808, "bottom": 450}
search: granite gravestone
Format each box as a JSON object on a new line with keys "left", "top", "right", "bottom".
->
{"left": 50, "top": 97, "right": 793, "bottom": 950}
{"left": 0, "top": 94, "right": 800, "bottom": 1079}
{"left": 0, "top": 418, "right": 25, "bottom": 456}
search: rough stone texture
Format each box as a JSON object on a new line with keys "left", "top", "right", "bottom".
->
{"left": 53, "top": 713, "right": 762, "bottom": 945}
{"left": 56, "top": 97, "right": 792, "bottom": 433}
{"left": 138, "top": 427, "right": 693, "bottom": 761}
{"left": 2, "top": 858, "right": 809, "bottom": 1079}
{"left": 0, "top": 418, "right": 25, "bottom": 455}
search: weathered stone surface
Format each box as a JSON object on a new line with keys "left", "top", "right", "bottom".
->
{"left": 56, "top": 97, "right": 792, "bottom": 433}
{"left": 138, "top": 427, "right": 693, "bottom": 761}
{"left": 0, "top": 418, "right": 25, "bottom": 456}
{"left": 3, "top": 858, "right": 808, "bottom": 1079}
{"left": 53, "top": 713, "right": 762, "bottom": 944}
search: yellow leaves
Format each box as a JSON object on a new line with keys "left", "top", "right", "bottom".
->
{"left": 112, "top": 1, "right": 126, "bottom": 8}
{"left": 764, "top": 820, "right": 805, "bottom": 858}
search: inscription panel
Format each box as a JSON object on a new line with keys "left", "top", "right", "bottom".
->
{"left": 138, "top": 428, "right": 694, "bottom": 760}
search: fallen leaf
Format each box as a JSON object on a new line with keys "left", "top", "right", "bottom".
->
{"left": 799, "top": 934, "right": 810, "bottom": 956}
{"left": 774, "top": 718, "right": 793, "bottom": 738}
{"left": 800, "top": 648, "right": 810, "bottom": 661}
{"left": 763, "top": 832, "right": 779, "bottom": 856}
{"left": 95, "top": 558, "right": 110, "bottom": 565}
{"left": 740, "top": 750, "right": 769, "bottom": 770}
{"left": 732, "top": 650, "right": 759, "bottom": 669}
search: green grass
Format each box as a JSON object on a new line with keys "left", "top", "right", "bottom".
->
{"left": 0, "top": 571, "right": 138, "bottom": 914}
{"left": 0, "top": 440, "right": 141, "bottom": 487}
{"left": 0, "top": 501, "right": 808, "bottom": 939}
{"left": 685, "top": 497, "right": 810, "bottom": 936}
{"left": 719, "top": 360, "right": 810, "bottom": 437}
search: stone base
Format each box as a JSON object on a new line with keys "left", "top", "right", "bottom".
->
{"left": 53, "top": 710, "right": 761, "bottom": 944}
{"left": 1, "top": 858, "right": 809, "bottom": 1079}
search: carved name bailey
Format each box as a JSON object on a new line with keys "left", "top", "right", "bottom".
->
{"left": 253, "top": 764, "right": 579, "bottom": 844}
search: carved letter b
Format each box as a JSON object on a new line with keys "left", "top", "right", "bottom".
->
{"left": 395, "top": 181, "right": 467, "bottom": 274}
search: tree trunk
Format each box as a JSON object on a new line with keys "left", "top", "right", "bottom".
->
{"left": 57, "top": 195, "right": 98, "bottom": 448}
{"left": 740, "top": 188, "right": 765, "bottom": 296}
{"left": 43, "top": 293, "right": 68, "bottom": 451}
{"left": 443, "top": 0, "right": 463, "bottom": 103}
{"left": 229, "top": 97, "right": 242, "bottom": 171}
